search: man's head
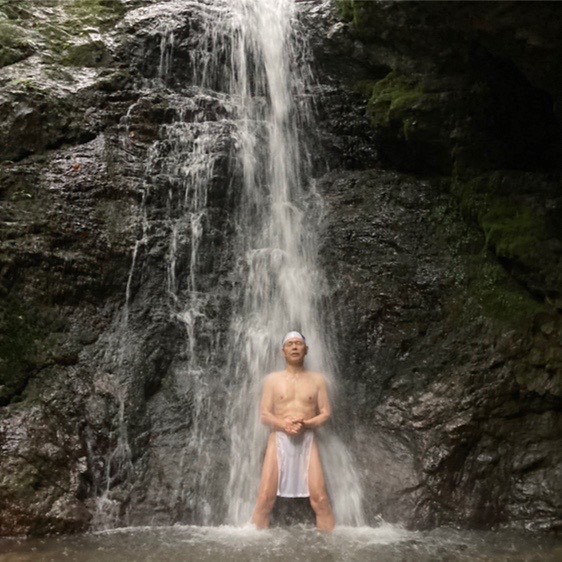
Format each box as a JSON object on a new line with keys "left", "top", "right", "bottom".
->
{"left": 282, "top": 331, "right": 308, "bottom": 365}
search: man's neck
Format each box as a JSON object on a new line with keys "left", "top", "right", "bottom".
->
{"left": 286, "top": 363, "right": 305, "bottom": 376}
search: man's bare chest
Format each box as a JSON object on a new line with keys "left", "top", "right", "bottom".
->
{"left": 273, "top": 377, "right": 318, "bottom": 405}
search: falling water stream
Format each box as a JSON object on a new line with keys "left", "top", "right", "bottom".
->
{"left": 125, "top": 0, "right": 363, "bottom": 526}
{"left": 208, "top": 0, "right": 364, "bottom": 525}
{"left": 84, "top": 0, "right": 363, "bottom": 531}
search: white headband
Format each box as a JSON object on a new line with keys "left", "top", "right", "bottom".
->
{"left": 282, "top": 331, "right": 306, "bottom": 346}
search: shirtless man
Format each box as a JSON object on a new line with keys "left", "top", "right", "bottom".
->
{"left": 251, "top": 331, "right": 335, "bottom": 532}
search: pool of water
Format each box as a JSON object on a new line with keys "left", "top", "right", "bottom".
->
{"left": 1, "top": 524, "right": 561, "bottom": 561}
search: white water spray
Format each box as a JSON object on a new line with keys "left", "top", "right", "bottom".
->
{"left": 197, "top": 0, "right": 366, "bottom": 525}
{"left": 99, "top": 0, "right": 364, "bottom": 528}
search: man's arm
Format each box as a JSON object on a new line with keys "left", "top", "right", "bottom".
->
{"left": 302, "top": 374, "right": 331, "bottom": 429}
{"left": 259, "top": 375, "right": 302, "bottom": 434}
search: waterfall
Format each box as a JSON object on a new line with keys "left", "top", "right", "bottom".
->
{"left": 99, "top": 0, "right": 363, "bottom": 528}
{"left": 186, "top": 0, "right": 365, "bottom": 525}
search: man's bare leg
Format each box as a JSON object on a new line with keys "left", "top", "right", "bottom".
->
{"left": 251, "top": 433, "right": 278, "bottom": 529}
{"left": 308, "top": 439, "right": 335, "bottom": 532}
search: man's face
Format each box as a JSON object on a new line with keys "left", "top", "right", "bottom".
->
{"left": 282, "top": 338, "right": 308, "bottom": 363}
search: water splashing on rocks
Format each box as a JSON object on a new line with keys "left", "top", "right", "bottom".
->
{"left": 90, "top": 0, "right": 363, "bottom": 528}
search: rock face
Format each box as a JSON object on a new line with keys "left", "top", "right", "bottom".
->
{"left": 318, "top": 167, "right": 561, "bottom": 530}
{"left": 0, "top": 0, "right": 237, "bottom": 534}
{"left": 308, "top": 0, "right": 562, "bottom": 530}
{"left": 0, "top": 0, "right": 561, "bottom": 535}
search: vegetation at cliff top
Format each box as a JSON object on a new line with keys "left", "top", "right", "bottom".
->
{"left": 0, "top": 0, "right": 126, "bottom": 68}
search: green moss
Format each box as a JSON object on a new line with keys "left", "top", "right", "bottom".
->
{"left": 0, "top": 21, "right": 25, "bottom": 46}
{"left": 482, "top": 205, "right": 545, "bottom": 260}
{"left": 0, "top": 21, "right": 33, "bottom": 66}
{"left": 66, "top": 0, "right": 126, "bottom": 27}
{"left": 335, "top": 0, "right": 354, "bottom": 22}
{"left": 353, "top": 79, "right": 378, "bottom": 97}
{"left": 366, "top": 71, "right": 446, "bottom": 142}
{"left": 451, "top": 170, "right": 562, "bottom": 304}
{"left": 0, "top": 0, "right": 36, "bottom": 21}
{"left": 467, "top": 260, "right": 546, "bottom": 326}
{"left": 453, "top": 173, "right": 547, "bottom": 264}
{"left": 7, "top": 77, "right": 37, "bottom": 92}
{"left": 0, "top": 297, "right": 42, "bottom": 405}
{"left": 431, "top": 188, "right": 548, "bottom": 327}
{"left": 334, "top": 0, "right": 381, "bottom": 34}
{"left": 364, "top": 72, "right": 453, "bottom": 172}
{"left": 0, "top": 0, "right": 128, "bottom": 68}
{"left": 61, "top": 39, "right": 111, "bottom": 67}
{"left": 1, "top": 0, "right": 126, "bottom": 64}
{"left": 367, "top": 72, "right": 426, "bottom": 127}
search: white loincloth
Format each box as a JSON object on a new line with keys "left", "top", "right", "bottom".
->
{"left": 276, "top": 430, "right": 313, "bottom": 498}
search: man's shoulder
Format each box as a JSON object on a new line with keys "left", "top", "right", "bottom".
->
{"left": 306, "top": 370, "right": 327, "bottom": 383}
{"left": 264, "top": 371, "right": 284, "bottom": 382}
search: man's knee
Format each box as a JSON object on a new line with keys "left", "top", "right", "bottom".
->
{"left": 310, "top": 491, "right": 331, "bottom": 514}
{"left": 255, "top": 492, "right": 276, "bottom": 514}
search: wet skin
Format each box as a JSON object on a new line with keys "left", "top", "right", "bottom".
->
{"left": 252, "top": 338, "right": 335, "bottom": 532}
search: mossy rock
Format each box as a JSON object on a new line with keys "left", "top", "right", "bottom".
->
{"left": 466, "top": 259, "right": 547, "bottom": 326}
{"left": 432, "top": 191, "right": 548, "bottom": 327}
{"left": 68, "top": 0, "right": 126, "bottom": 23}
{"left": 335, "top": 0, "right": 354, "bottom": 22}
{"left": 0, "top": 21, "right": 34, "bottom": 67}
{"left": 61, "top": 39, "right": 112, "bottom": 67}
{"left": 365, "top": 71, "right": 455, "bottom": 173}
{"left": 368, "top": 72, "right": 426, "bottom": 127}
{"left": 335, "top": 0, "right": 380, "bottom": 33}
{"left": 1, "top": 459, "right": 43, "bottom": 502}
{"left": 1, "top": 0, "right": 126, "bottom": 64}
{"left": 453, "top": 171, "right": 562, "bottom": 300}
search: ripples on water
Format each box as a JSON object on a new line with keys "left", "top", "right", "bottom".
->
{"left": 1, "top": 525, "right": 561, "bottom": 561}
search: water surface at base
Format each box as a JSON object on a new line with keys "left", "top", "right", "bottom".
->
{"left": 1, "top": 525, "right": 561, "bottom": 561}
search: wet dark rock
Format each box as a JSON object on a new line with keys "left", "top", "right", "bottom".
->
{"left": 321, "top": 1, "right": 562, "bottom": 306}
{"left": 318, "top": 166, "right": 561, "bottom": 530}
{"left": 0, "top": 0, "right": 161, "bottom": 534}
{"left": 306, "top": 5, "right": 562, "bottom": 531}
{"left": 0, "top": 21, "right": 35, "bottom": 68}
{"left": 0, "top": 402, "right": 92, "bottom": 534}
